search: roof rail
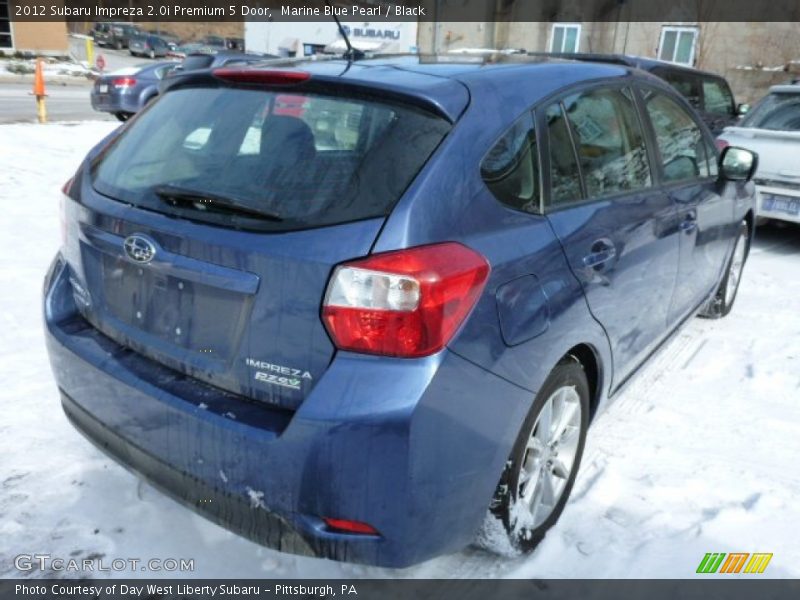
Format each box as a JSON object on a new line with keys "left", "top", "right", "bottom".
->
{"left": 445, "top": 48, "right": 527, "bottom": 55}
{"left": 525, "top": 51, "right": 635, "bottom": 66}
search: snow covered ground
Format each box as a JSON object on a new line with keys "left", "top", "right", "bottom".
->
{"left": 0, "top": 58, "right": 93, "bottom": 79}
{"left": 1, "top": 121, "right": 799, "bottom": 579}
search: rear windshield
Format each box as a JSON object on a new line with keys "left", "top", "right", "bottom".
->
{"left": 91, "top": 86, "right": 450, "bottom": 231}
{"left": 741, "top": 92, "right": 800, "bottom": 131}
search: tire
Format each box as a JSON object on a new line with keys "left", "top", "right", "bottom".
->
{"left": 699, "top": 220, "right": 749, "bottom": 319}
{"left": 115, "top": 112, "right": 131, "bottom": 122}
{"left": 480, "top": 358, "right": 590, "bottom": 554}
{"left": 115, "top": 40, "right": 123, "bottom": 50}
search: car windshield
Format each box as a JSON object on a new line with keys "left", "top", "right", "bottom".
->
{"left": 741, "top": 92, "right": 800, "bottom": 131}
{"left": 91, "top": 86, "right": 450, "bottom": 231}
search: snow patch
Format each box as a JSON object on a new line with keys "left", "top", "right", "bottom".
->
{"left": 1, "top": 121, "right": 799, "bottom": 578}
{"left": 246, "top": 488, "right": 266, "bottom": 510}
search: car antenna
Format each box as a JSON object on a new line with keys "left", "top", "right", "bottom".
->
{"left": 324, "top": 0, "right": 365, "bottom": 62}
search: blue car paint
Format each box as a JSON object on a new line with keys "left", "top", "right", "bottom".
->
{"left": 65, "top": 174, "right": 382, "bottom": 411}
{"left": 44, "top": 56, "right": 754, "bottom": 567}
{"left": 91, "top": 62, "right": 175, "bottom": 116}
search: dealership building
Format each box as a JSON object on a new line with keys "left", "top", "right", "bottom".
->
{"left": 1, "top": 0, "right": 69, "bottom": 55}
{"left": 245, "top": 20, "right": 418, "bottom": 57}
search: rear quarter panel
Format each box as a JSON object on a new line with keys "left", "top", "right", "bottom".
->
{"left": 373, "top": 72, "right": 613, "bottom": 401}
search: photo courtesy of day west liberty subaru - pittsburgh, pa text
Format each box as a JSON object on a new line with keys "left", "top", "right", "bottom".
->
{"left": 14, "top": 583, "right": 355, "bottom": 597}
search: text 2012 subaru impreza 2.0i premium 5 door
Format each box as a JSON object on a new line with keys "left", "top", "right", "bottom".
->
{"left": 43, "top": 56, "right": 757, "bottom": 567}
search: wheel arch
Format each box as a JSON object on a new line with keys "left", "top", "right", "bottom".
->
{"left": 564, "top": 342, "right": 604, "bottom": 421}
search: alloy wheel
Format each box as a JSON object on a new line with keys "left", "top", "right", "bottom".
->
{"left": 516, "top": 385, "right": 582, "bottom": 528}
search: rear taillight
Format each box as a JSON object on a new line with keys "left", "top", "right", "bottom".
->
{"left": 716, "top": 138, "right": 730, "bottom": 151}
{"left": 322, "top": 243, "right": 490, "bottom": 358}
{"left": 112, "top": 77, "right": 136, "bottom": 88}
{"left": 60, "top": 177, "right": 73, "bottom": 245}
{"left": 322, "top": 517, "right": 379, "bottom": 536}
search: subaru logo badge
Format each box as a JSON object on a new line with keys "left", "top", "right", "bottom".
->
{"left": 123, "top": 234, "right": 157, "bottom": 264}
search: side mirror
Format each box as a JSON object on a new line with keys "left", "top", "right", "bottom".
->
{"left": 736, "top": 103, "right": 750, "bottom": 116}
{"left": 720, "top": 146, "right": 758, "bottom": 182}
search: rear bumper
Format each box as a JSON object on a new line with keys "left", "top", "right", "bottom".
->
{"left": 90, "top": 92, "right": 140, "bottom": 114}
{"left": 43, "top": 254, "right": 531, "bottom": 567}
{"left": 61, "top": 390, "right": 315, "bottom": 557}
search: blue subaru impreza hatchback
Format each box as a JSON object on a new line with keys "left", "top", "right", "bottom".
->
{"left": 44, "top": 54, "right": 757, "bottom": 567}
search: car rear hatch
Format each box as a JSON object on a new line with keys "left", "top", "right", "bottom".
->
{"left": 66, "top": 67, "right": 457, "bottom": 410}
{"left": 92, "top": 69, "right": 133, "bottom": 105}
{"left": 129, "top": 37, "right": 146, "bottom": 53}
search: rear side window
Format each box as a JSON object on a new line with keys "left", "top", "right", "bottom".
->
{"left": 702, "top": 79, "right": 734, "bottom": 116}
{"left": 642, "top": 89, "right": 712, "bottom": 182}
{"left": 91, "top": 87, "right": 450, "bottom": 231}
{"left": 480, "top": 113, "right": 539, "bottom": 213}
{"left": 545, "top": 102, "right": 582, "bottom": 207}
{"left": 562, "top": 87, "right": 651, "bottom": 198}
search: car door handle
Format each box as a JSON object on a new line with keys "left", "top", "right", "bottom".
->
{"left": 680, "top": 212, "right": 698, "bottom": 233}
{"left": 583, "top": 240, "right": 617, "bottom": 269}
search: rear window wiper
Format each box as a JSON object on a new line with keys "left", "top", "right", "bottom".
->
{"left": 154, "top": 184, "right": 283, "bottom": 222}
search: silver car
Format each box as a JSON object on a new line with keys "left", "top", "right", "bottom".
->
{"left": 719, "top": 85, "right": 800, "bottom": 225}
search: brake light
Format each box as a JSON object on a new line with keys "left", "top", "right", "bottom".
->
{"left": 716, "top": 138, "right": 730, "bottom": 151}
{"left": 322, "top": 517, "right": 379, "bottom": 536}
{"left": 213, "top": 69, "right": 311, "bottom": 85}
{"left": 112, "top": 77, "right": 136, "bottom": 88}
{"left": 322, "top": 243, "right": 490, "bottom": 358}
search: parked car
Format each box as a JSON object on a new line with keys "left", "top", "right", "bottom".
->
{"left": 91, "top": 22, "right": 141, "bottom": 50}
{"left": 46, "top": 56, "right": 756, "bottom": 568}
{"left": 165, "top": 43, "right": 208, "bottom": 59}
{"left": 145, "top": 30, "right": 180, "bottom": 51}
{"left": 90, "top": 62, "right": 177, "bottom": 121}
{"left": 530, "top": 53, "right": 745, "bottom": 135}
{"left": 225, "top": 37, "right": 245, "bottom": 51}
{"left": 197, "top": 35, "right": 226, "bottom": 48}
{"left": 193, "top": 35, "right": 245, "bottom": 51}
{"left": 719, "top": 85, "right": 800, "bottom": 225}
{"left": 168, "top": 51, "right": 276, "bottom": 75}
{"left": 128, "top": 35, "right": 170, "bottom": 59}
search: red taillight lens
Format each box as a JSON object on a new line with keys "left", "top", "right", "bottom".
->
{"left": 716, "top": 138, "right": 730, "bottom": 151}
{"left": 322, "top": 517, "right": 379, "bottom": 536}
{"left": 213, "top": 68, "right": 310, "bottom": 85}
{"left": 112, "top": 77, "right": 136, "bottom": 88}
{"left": 322, "top": 243, "right": 490, "bottom": 358}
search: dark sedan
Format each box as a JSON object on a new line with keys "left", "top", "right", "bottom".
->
{"left": 129, "top": 35, "right": 170, "bottom": 59}
{"left": 92, "top": 22, "right": 141, "bottom": 50}
{"left": 90, "top": 62, "right": 177, "bottom": 122}
{"left": 168, "top": 51, "right": 276, "bottom": 75}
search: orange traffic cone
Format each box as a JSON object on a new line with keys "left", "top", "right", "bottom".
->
{"left": 34, "top": 57, "right": 47, "bottom": 124}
